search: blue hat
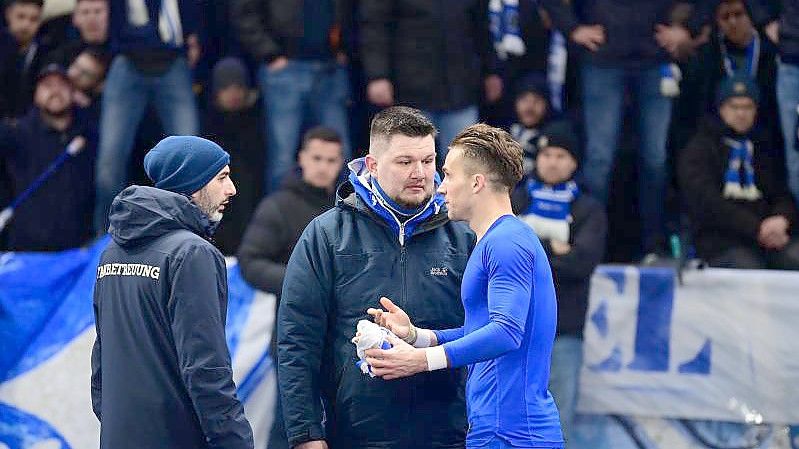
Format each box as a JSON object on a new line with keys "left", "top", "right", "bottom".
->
{"left": 717, "top": 75, "right": 760, "bottom": 107}
{"left": 144, "top": 136, "right": 230, "bottom": 194}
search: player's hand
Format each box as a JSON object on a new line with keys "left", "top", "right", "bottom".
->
{"left": 367, "top": 79, "right": 394, "bottom": 106}
{"left": 365, "top": 335, "right": 428, "bottom": 380}
{"left": 295, "top": 440, "right": 328, "bottom": 449}
{"left": 367, "top": 297, "right": 411, "bottom": 339}
{"left": 570, "top": 25, "right": 605, "bottom": 51}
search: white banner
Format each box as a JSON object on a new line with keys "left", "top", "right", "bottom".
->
{"left": 579, "top": 266, "right": 799, "bottom": 424}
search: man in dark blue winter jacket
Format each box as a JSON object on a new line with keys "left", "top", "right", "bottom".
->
{"left": 91, "top": 135, "right": 253, "bottom": 449}
{"left": 278, "top": 106, "right": 473, "bottom": 449}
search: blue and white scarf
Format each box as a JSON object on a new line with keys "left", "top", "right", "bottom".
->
{"left": 722, "top": 137, "right": 762, "bottom": 201}
{"left": 519, "top": 179, "right": 579, "bottom": 242}
{"left": 721, "top": 30, "right": 761, "bottom": 78}
{"left": 510, "top": 123, "right": 541, "bottom": 174}
{"left": 660, "top": 63, "right": 682, "bottom": 98}
{"left": 547, "top": 30, "right": 567, "bottom": 112}
{"left": 127, "top": 0, "right": 184, "bottom": 47}
{"left": 489, "top": 0, "right": 525, "bottom": 60}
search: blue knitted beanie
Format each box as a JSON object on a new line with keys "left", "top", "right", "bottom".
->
{"left": 144, "top": 136, "right": 230, "bottom": 194}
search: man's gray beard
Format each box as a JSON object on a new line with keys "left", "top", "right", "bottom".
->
{"left": 193, "top": 189, "right": 223, "bottom": 222}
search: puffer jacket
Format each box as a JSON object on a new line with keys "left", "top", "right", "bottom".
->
{"left": 277, "top": 159, "right": 474, "bottom": 448}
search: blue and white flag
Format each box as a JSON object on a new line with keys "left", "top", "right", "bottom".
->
{"left": 580, "top": 266, "right": 799, "bottom": 424}
{"left": 0, "top": 237, "right": 276, "bottom": 449}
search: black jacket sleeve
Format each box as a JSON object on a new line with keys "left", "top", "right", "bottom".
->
{"left": 756, "top": 137, "right": 799, "bottom": 226}
{"left": 471, "top": 0, "right": 499, "bottom": 76}
{"left": 678, "top": 130, "right": 763, "bottom": 240}
{"left": 278, "top": 219, "right": 333, "bottom": 447}
{"left": 169, "top": 245, "right": 254, "bottom": 449}
{"left": 359, "top": 0, "right": 394, "bottom": 81}
{"left": 230, "top": 0, "right": 281, "bottom": 62}
{"left": 540, "top": 0, "right": 581, "bottom": 37}
{"left": 549, "top": 197, "right": 607, "bottom": 281}
{"left": 237, "top": 198, "right": 289, "bottom": 294}
{"left": 90, "top": 301, "right": 102, "bottom": 421}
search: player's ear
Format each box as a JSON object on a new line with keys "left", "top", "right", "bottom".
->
{"left": 472, "top": 173, "right": 484, "bottom": 193}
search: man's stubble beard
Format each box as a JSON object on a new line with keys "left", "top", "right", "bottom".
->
{"left": 194, "top": 188, "right": 224, "bottom": 222}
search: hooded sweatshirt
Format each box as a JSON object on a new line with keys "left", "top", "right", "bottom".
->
{"left": 91, "top": 185, "right": 253, "bottom": 449}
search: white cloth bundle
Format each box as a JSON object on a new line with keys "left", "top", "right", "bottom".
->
{"left": 353, "top": 320, "right": 394, "bottom": 377}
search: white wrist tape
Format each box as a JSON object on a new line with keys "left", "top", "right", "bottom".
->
{"left": 413, "top": 329, "right": 433, "bottom": 348}
{"left": 424, "top": 346, "right": 448, "bottom": 371}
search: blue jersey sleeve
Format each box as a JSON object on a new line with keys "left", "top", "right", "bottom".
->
{"left": 433, "top": 327, "right": 465, "bottom": 345}
{"left": 441, "top": 238, "right": 534, "bottom": 368}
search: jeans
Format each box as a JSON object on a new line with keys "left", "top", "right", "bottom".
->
{"left": 423, "top": 105, "right": 479, "bottom": 163}
{"left": 581, "top": 63, "right": 673, "bottom": 252}
{"left": 548, "top": 336, "right": 583, "bottom": 448}
{"left": 777, "top": 61, "right": 799, "bottom": 205}
{"left": 94, "top": 55, "right": 199, "bottom": 233}
{"left": 259, "top": 60, "right": 351, "bottom": 192}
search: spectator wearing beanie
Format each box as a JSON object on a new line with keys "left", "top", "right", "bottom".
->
{"left": 92, "top": 135, "right": 254, "bottom": 449}
{"left": 679, "top": 75, "right": 799, "bottom": 269}
{"left": 202, "top": 57, "right": 265, "bottom": 255}
{"left": 676, "top": 0, "right": 780, "bottom": 152}
{"left": 512, "top": 120, "right": 607, "bottom": 447}
{"left": 510, "top": 73, "right": 554, "bottom": 174}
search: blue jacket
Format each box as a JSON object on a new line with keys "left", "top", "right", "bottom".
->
{"left": 277, "top": 159, "right": 474, "bottom": 449}
{"left": 91, "top": 186, "right": 253, "bottom": 449}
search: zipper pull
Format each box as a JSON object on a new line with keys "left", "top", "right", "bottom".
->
{"left": 399, "top": 224, "right": 405, "bottom": 246}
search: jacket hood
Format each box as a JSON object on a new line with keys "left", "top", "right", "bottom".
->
{"left": 339, "top": 158, "right": 447, "bottom": 245}
{"left": 108, "top": 186, "right": 216, "bottom": 247}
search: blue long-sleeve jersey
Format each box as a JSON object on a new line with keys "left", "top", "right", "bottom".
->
{"left": 433, "top": 215, "right": 563, "bottom": 448}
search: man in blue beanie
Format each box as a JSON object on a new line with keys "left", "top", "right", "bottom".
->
{"left": 91, "top": 135, "right": 253, "bottom": 449}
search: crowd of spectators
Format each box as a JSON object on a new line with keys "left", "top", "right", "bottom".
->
{"left": 2, "top": 1, "right": 798, "bottom": 448}
{"left": 0, "top": 0, "right": 797, "bottom": 269}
